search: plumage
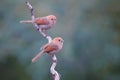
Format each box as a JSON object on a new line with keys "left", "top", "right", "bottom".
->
{"left": 32, "top": 37, "right": 64, "bottom": 62}
{"left": 35, "top": 18, "right": 49, "bottom": 25}
{"left": 20, "top": 15, "right": 56, "bottom": 31}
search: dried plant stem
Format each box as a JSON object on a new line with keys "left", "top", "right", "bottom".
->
{"left": 26, "top": 1, "right": 52, "bottom": 42}
{"left": 26, "top": 1, "right": 60, "bottom": 80}
{"left": 50, "top": 55, "right": 60, "bottom": 80}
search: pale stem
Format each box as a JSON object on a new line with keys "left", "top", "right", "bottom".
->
{"left": 26, "top": 1, "right": 60, "bottom": 80}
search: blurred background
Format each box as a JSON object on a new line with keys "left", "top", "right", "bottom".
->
{"left": 0, "top": 0, "right": 120, "bottom": 80}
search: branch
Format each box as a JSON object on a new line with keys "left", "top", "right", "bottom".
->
{"left": 26, "top": 1, "right": 38, "bottom": 30}
{"left": 26, "top": 1, "right": 50, "bottom": 39}
{"left": 26, "top": 1, "right": 60, "bottom": 80}
{"left": 50, "top": 55, "right": 60, "bottom": 80}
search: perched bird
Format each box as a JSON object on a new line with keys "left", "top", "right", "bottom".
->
{"left": 32, "top": 37, "right": 64, "bottom": 62}
{"left": 20, "top": 15, "right": 56, "bottom": 30}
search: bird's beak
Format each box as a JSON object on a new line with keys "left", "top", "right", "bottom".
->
{"left": 53, "top": 20, "right": 56, "bottom": 24}
{"left": 62, "top": 40, "right": 64, "bottom": 43}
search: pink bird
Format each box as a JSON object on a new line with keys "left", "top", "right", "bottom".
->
{"left": 20, "top": 15, "right": 56, "bottom": 31}
{"left": 32, "top": 37, "right": 64, "bottom": 62}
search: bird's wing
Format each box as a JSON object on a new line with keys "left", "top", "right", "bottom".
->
{"left": 35, "top": 17, "right": 49, "bottom": 25}
{"left": 43, "top": 43, "right": 58, "bottom": 53}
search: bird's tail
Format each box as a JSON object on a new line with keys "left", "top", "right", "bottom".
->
{"left": 20, "top": 20, "right": 33, "bottom": 23}
{"left": 32, "top": 50, "right": 44, "bottom": 63}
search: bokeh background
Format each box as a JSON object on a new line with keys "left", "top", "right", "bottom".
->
{"left": 0, "top": 0, "right": 120, "bottom": 80}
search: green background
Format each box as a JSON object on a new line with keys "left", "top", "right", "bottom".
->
{"left": 0, "top": 0, "right": 120, "bottom": 80}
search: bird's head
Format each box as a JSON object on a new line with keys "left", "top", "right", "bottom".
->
{"left": 47, "top": 15, "right": 56, "bottom": 24}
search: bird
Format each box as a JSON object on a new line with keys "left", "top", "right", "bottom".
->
{"left": 32, "top": 37, "right": 64, "bottom": 62}
{"left": 20, "top": 15, "right": 56, "bottom": 31}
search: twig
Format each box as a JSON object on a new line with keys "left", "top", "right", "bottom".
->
{"left": 26, "top": 1, "right": 60, "bottom": 80}
{"left": 26, "top": 1, "right": 38, "bottom": 30}
{"left": 26, "top": 1, "right": 48, "bottom": 38}
{"left": 50, "top": 55, "right": 60, "bottom": 80}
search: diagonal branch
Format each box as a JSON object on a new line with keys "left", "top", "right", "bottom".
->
{"left": 25, "top": 1, "right": 60, "bottom": 80}
{"left": 26, "top": 1, "right": 49, "bottom": 39}
{"left": 26, "top": 1, "right": 38, "bottom": 30}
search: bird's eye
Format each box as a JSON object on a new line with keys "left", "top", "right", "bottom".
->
{"left": 51, "top": 18, "right": 53, "bottom": 20}
{"left": 58, "top": 39, "right": 61, "bottom": 42}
